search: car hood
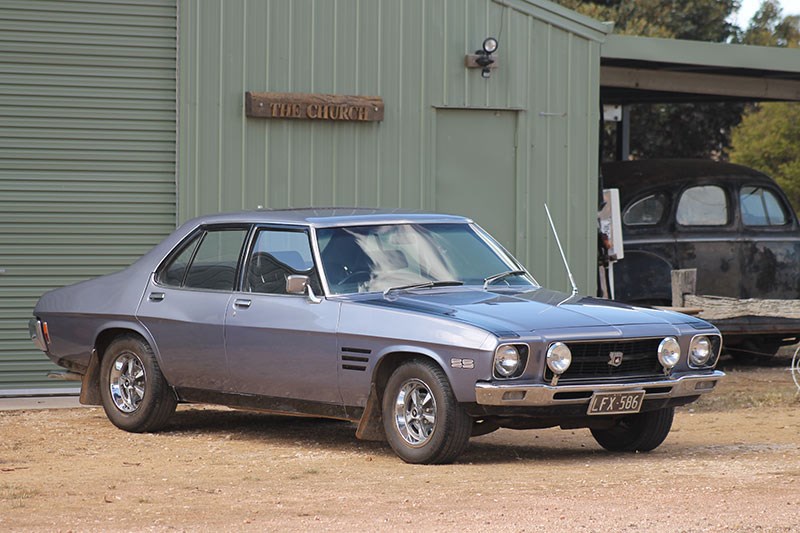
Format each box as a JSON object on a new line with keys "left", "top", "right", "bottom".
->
{"left": 349, "top": 286, "right": 704, "bottom": 336}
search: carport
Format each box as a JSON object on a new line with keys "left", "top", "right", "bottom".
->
{"left": 599, "top": 35, "right": 800, "bottom": 159}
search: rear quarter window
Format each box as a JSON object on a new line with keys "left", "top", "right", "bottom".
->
{"left": 740, "top": 186, "right": 789, "bottom": 227}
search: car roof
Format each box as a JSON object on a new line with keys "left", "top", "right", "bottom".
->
{"left": 602, "top": 159, "right": 776, "bottom": 201}
{"left": 183, "top": 207, "right": 473, "bottom": 228}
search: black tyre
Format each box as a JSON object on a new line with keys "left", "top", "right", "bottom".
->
{"left": 590, "top": 407, "right": 674, "bottom": 452}
{"left": 99, "top": 335, "right": 177, "bottom": 433}
{"left": 382, "top": 359, "right": 472, "bottom": 464}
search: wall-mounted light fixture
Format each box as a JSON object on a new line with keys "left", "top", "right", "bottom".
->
{"left": 465, "top": 37, "right": 499, "bottom": 79}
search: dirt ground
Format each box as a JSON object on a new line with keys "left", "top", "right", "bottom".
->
{"left": 2, "top": 356, "right": 799, "bottom": 532}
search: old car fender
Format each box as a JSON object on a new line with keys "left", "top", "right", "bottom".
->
{"left": 93, "top": 319, "right": 170, "bottom": 379}
{"left": 354, "top": 343, "right": 489, "bottom": 442}
{"left": 613, "top": 249, "right": 674, "bottom": 304}
{"left": 75, "top": 320, "right": 166, "bottom": 406}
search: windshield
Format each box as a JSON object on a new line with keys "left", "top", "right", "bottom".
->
{"left": 316, "top": 223, "right": 536, "bottom": 295}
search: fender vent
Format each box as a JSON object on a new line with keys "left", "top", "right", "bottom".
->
{"left": 341, "top": 347, "right": 371, "bottom": 371}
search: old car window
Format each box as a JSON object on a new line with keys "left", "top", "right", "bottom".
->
{"left": 317, "top": 223, "right": 533, "bottom": 295}
{"left": 623, "top": 194, "right": 666, "bottom": 226}
{"left": 676, "top": 185, "right": 728, "bottom": 226}
{"left": 159, "top": 233, "right": 202, "bottom": 287}
{"left": 245, "top": 228, "right": 320, "bottom": 294}
{"left": 740, "top": 186, "right": 788, "bottom": 226}
{"left": 182, "top": 228, "right": 248, "bottom": 291}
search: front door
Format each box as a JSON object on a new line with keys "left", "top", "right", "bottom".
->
{"left": 673, "top": 184, "right": 740, "bottom": 298}
{"left": 224, "top": 226, "right": 342, "bottom": 409}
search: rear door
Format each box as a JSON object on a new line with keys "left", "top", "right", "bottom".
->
{"left": 137, "top": 225, "right": 249, "bottom": 392}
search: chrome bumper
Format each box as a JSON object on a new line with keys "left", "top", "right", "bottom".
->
{"left": 28, "top": 318, "right": 48, "bottom": 352}
{"left": 474, "top": 371, "right": 725, "bottom": 407}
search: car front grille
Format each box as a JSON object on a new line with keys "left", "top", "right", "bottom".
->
{"left": 544, "top": 338, "right": 664, "bottom": 382}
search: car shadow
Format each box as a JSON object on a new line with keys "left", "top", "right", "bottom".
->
{"left": 157, "top": 407, "right": 652, "bottom": 464}
{"left": 160, "top": 407, "right": 392, "bottom": 456}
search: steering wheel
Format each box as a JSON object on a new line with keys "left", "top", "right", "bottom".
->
{"left": 335, "top": 270, "right": 371, "bottom": 287}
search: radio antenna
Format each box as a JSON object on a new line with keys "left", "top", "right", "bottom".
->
{"left": 544, "top": 203, "right": 579, "bottom": 296}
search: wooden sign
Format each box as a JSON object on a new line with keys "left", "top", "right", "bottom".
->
{"left": 245, "top": 92, "right": 384, "bottom": 122}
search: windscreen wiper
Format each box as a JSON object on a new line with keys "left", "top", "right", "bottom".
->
{"left": 483, "top": 270, "right": 527, "bottom": 290}
{"left": 383, "top": 280, "right": 463, "bottom": 296}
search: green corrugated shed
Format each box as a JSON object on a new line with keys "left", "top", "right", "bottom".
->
{"left": 0, "top": 0, "right": 607, "bottom": 393}
{"left": 178, "top": 0, "right": 608, "bottom": 296}
{"left": 0, "top": 0, "right": 177, "bottom": 393}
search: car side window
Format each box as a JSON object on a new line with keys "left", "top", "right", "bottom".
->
{"left": 245, "top": 228, "right": 321, "bottom": 295}
{"left": 740, "top": 186, "right": 789, "bottom": 226}
{"left": 159, "top": 233, "right": 202, "bottom": 287}
{"left": 178, "top": 228, "right": 248, "bottom": 291}
{"left": 623, "top": 193, "right": 667, "bottom": 226}
{"left": 676, "top": 185, "right": 728, "bottom": 226}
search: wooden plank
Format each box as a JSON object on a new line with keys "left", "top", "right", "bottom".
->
{"left": 244, "top": 91, "right": 384, "bottom": 121}
{"left": 684, "top": 295, "right": 800, "bottom": 320}
{"left": 654, "top": 305, "right": 703, "bottom": 316}
{"left": 671, "top": 268, "right": 697, "bottom": 307}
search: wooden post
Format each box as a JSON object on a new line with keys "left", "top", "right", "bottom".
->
{"left": 671, "top": 269, "right": 697, "bottom": 307}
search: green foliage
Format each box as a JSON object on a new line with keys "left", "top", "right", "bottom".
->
{"left": 730, "top": 102, "right": 800, "bottom": 212}
{"left": 743, "top": 0, "right": 800, "bottom": 47}
{"left": 557, "top": 0, "right": 739, "bottom": 41}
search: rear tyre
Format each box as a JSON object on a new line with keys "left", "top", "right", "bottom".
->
{"left": 382, "top": 360, "right": 472, "bottom": 464}
{"left": 99, "top": 335, "right": 176, "bottom": 433}
{"left": 590, "top": 407, "right": 674, "bottom": 452}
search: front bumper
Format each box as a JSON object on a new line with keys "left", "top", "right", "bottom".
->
{"left": 474, "top": 371, "right": 724, "bottom": 407}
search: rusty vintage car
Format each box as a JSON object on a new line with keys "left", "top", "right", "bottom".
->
{"left": 603, "top": 159, "right": 800, "bottom": 357}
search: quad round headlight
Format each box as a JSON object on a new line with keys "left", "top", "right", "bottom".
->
{"left": 658, "top": 337, "right": 681, "bottom": 370}
{"left": 494, "top": 345, "right": 521, "bottom": 377}
{"left": 689, "top": 335, "right": 713, "bottom": 366}
{"left": 546, "top": 342, "right": 572, "bottom": 375}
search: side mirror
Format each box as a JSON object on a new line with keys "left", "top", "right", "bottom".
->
{"left": 286, "top": 275, "right": 322, "bottom": 304}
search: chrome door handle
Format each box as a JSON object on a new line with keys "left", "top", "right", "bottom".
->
{"left": 234, "top": 298, "right": 252, "bottom": 309}
{"left": 148, "top": 292, "right": 165, "bottom": 302}
{"left": 0, "top": 268, "right": 6, "bottom": 274}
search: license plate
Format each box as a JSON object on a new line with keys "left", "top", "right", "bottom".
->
{"left": 587, "top": 391, "right": 645, "bottom": 415}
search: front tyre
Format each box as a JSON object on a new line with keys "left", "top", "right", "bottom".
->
{"left": 590, "top": 407, "right": 674, "bottom": 452}
{"left": 99, "top": 335, "right": 177, "bottom": 433}
{"left": 382, "top": 360, "right": 471, "bottom": 464}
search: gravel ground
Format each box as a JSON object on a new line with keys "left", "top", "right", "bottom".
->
{"left": 1, "top": 358, "right": 799, "bottom": 532}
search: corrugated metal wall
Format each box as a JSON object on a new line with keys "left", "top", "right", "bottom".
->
{"left": 178, "top": 0, "right": 605, "bottom": 292}
{"left": 0, "top": 0, "right": 177, "bottom": 393}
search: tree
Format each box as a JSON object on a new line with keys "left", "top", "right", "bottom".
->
{"left": 730, "top": 1, "right": 800, "bottom": 212}
{"left": 730, "top": 102, "right": 800, "bottom": 211}
{"left": 554, "top": 0, "right": 745, "bottom": 160}
{"left": 743, "top": 0, "right": 800, "bottom": 47}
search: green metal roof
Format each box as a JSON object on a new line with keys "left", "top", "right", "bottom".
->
{"left": 601, "top": 35, "right": 800, "bottom": 103}
{"left": 495, "top": 0, "right": 612, "bottom": 42}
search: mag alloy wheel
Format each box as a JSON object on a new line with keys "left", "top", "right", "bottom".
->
{"left": 382, "top": 360, "right": 472, "bottom": 464}
{"left": 393, "top": 378, "right": 438, "bottom": 447}
{"left": 108, "top": 351, "right": 146, "bottom": 413}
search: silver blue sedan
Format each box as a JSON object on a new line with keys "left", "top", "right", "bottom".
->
{"left": 29, "top": 209, "right": 724, "bottom": 464}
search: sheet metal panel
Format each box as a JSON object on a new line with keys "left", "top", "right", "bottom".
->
{"left": 0, "top": 0, "right": 177, "bottom": 392}
{"left": 178, "top": 0, "right": 604, "bottom": 291}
